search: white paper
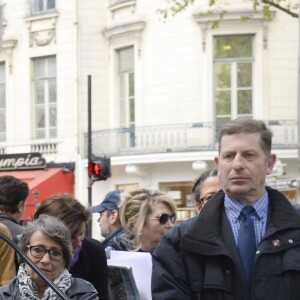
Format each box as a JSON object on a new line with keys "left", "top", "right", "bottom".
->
{"left": 107, "top": 250, "right": 152, "bottom": 300}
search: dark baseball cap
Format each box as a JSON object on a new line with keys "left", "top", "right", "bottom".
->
{"left": 90, "top": 190, "right": 122, "bottom": 213}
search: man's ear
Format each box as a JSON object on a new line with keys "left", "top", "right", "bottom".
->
{"left": 214, "top": 156, "right": 219, "bottom": 167}
{"left": 214, "top": 156, "right": 221, "bottom": 176}
{"left": 17, "top": 201, "right": 25, "bottom": 212}
{"left": 109, "top": 210, "right": 119, "bottom": 224}
{"left": 266, "top": 154, "right": 277, "bottom": 175}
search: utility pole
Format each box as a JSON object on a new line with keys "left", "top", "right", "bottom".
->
{"left": 87, "top": 75, "right": 92, "bottom": 236}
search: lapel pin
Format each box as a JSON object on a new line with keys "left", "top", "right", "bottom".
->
{"left": 272, "top": 239, "right": 280, "bottom": 247}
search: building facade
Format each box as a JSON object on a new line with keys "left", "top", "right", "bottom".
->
{"left": 0, "top": 0, "right": 299, "bottom": 237}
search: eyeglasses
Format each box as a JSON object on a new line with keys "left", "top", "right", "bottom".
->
{"left": 151, "top": 213, "right": 177, "bottom": 225}
{"left": 27, "top": 246, "right": 64, "bottom": 261}
{"left": 199, "top": 193, "right": 215, "bottom": 204}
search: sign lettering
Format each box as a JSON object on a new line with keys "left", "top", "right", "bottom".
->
{"left": 0, "top": 153, "right": 46, "bottom": 170}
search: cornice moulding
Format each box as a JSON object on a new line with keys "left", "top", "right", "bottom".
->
{"left": 103, "top": 20, "right": 146, "bottom": 40}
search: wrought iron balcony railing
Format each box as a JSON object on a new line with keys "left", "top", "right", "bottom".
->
{"left": 84, "top": 120, "right": 298, "bottom": 158}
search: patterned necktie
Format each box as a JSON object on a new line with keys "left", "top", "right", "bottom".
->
{"left": 238, "top": 206, "right": 256, "bottom": 285}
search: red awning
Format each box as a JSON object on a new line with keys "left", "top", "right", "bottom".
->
{"left": 0, "top": 168, "right": 74, "bottom": 220}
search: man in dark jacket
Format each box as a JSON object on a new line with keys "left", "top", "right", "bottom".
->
{"left": 90, "top": 190, "right": 124, "bottom": 249}
{"left": 0, "top": 176, "right": 29, "bottom": 237}
{"left": 152, "top": 118, "right": 300, "bottom": 300}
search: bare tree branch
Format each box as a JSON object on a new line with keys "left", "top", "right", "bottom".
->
{"left": 262, "top": 0, "right": 298, "bottom": 18}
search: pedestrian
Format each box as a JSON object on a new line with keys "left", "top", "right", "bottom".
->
{"left": 113, "top": 187, "right": 177, "bottom": 252}
{"left": 152, "top": 118, "right": 300, "bottom": 300}
{"left": 0, "top": 176, "right": 29, "bottom": 237}
{"left": 90, "top": 190, "right": 124, "bottom": 249}
{"left": 0, "top": 223, "right": 16, "bottom": 286}
{"left": 192, "top": 168, "right": 220, "bottom": 213}
{"left": 34, "top": 194, "right": 108, "bottom": 299}
{"left": 0, "top": 214, "right": 98, "bottom": 299}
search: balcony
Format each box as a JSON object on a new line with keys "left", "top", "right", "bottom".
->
{"left": 84, "top": 120, "right": 298, "bottom": 158}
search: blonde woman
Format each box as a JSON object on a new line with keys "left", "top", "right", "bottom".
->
{"left": 110, "top": 188, "right": 176, "bottom": 253}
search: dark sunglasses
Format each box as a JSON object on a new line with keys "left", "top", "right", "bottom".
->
{"left": 151, "top": 213, "right": 177, "bottom": 225}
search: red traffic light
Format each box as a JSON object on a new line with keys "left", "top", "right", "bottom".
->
{"left": 88, "top": 157, "right": 111, "bottom": 181}
{"left": 88, "top": 162, "right": 102, "bottom": 176}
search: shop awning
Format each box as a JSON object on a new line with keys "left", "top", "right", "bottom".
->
{"left": 0, "top": 168, "right": 74, "bottom": 220}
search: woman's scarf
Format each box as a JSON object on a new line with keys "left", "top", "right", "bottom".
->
{"left": 70, "top": 245, "right": 82, "bottom": 268}
{"left": 18, "top": 263, "right": 72, "bottom": 299}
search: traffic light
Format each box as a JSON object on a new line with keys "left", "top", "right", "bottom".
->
{"left": 88, "top": 157, "right": 111, "bottom": 181}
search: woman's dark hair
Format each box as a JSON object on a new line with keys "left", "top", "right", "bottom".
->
{"left": 192, "top": 169, "right": 218, "bottom": 203}
{"left": 34, "top": 193, "right": 91, "bottom": 238}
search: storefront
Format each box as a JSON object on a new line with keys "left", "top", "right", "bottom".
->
{"left": 0, "top": 153, "right": 75, "bottom": 220}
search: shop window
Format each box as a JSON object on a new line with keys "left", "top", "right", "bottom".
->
{"left": 159, "top": 181, "right": 197, "bottom": 221}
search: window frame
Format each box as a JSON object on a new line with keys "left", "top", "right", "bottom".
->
{"left": 213, "top": 34, "right": 254, "bottom": 124}
{"left": 117, "top": 46, "right": 135, "bottom": 129}
{"left": 32, "top": 56, "right": 57, "bottom": 140}
{"left": 30, "top": 0, "right": 56, "bottom": 16}
{"left": 0, "top": 62, "right": 6, "bottom": 142}
{"left": 116, "top": 46, "right": 135, "bottom": 149}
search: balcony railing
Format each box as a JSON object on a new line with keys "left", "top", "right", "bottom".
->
{"left": 84, "top": 120, "right": 298, "bottom": 158}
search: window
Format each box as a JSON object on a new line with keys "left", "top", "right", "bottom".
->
{"left": 31, "top": 0, "right": 55, "bottom": 15}
{"left": 0, "top": 63, "right": 5, "bottom": 142}
{"left": 117, "top": 47, "right": 135, "bottom": 147}
{"left": 213, "top": 35, "right": 254, "bottom": 125}
{"left": 33, "top": 56, "right": 56, "bottom": 139}
{"left": 159, "top": 181, "right": 197, "bottom": 221}
{"left": 116, "top": 183, "right": 139, "bottom": 191}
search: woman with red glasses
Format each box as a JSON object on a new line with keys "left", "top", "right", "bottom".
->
{"left": 109, "top": 188, "right": 176, "bottom": 253}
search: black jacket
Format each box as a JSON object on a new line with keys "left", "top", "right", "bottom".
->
{"left": 103, "top": 227, "right": 124, "bottom": 249}
{"left": 152, "top": 187, "right": 300, "bottom": 300}
{"left": 0, "top": 213, "right": 24, "bottom": 238}
{"left": 70, "top": 237, "right": 108, "bottom": 300}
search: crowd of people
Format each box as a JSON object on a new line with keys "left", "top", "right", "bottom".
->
{"left": 0, "top": 118, "right": 300, "bottom": 299}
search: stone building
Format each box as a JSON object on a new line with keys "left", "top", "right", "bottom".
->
{"left": 0, "top": 0, "right": 298, "bottom": 237}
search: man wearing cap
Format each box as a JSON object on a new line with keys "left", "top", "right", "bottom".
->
{"left": 90, "top": 190, "right": 124, "bottom": 249}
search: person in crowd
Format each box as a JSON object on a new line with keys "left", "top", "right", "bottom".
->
{"left": 0, "top": 214, "right": 98, "bottom": 299}
{"left": 0, "top": 176, "right": 29, "bottom": 237}
{"left": 34, "top": 194, "right": 108, "bottom": 300}
{"left": 152, "top": 118, "right": 300, "bottom": 300}
{"left": 192, "top": 168, "right": 221, "bottom": 213}
{"left": 111, "top": 187, "right": 177, "bottom": 252}
{"left": 90, "top": 190, "right": 124, "bottom": 249}
{"left": 0, "top": 223, "right": 16, "bottom": 286}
